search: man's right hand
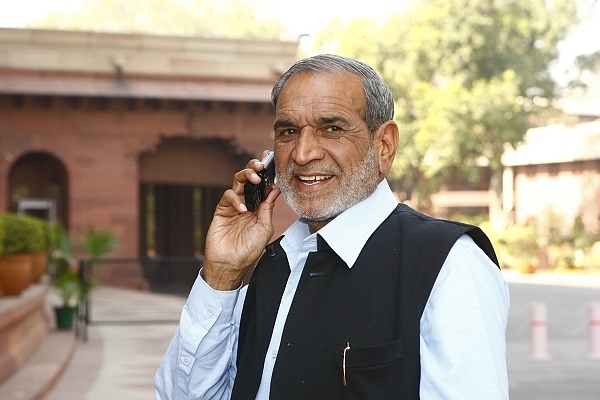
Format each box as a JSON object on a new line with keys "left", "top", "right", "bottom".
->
{"left": 202, "top": 154, "right": 281, "bottom": 291}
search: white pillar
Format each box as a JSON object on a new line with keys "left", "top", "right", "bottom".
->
{"left": 530, "top": 302, "right": 550, "bottom": 360}
{"left": 589, "top": 302, "right": 600, "bottom": 360}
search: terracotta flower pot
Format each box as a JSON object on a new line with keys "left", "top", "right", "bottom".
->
{"left": 30, "top": 250, "right": 48, "bottom": 283}
{"left": 0, "top": 253, "right": 32, "bottom": 296}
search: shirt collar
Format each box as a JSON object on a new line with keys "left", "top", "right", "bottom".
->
{"left": 280, "top": 179, "right": 398, "bottom": 268}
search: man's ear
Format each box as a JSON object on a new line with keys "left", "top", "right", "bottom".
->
{"left": 374, "top": 120, "right": 399, "bottom": 176}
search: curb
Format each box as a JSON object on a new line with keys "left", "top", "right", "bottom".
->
{"left": 0, "top": 330, "right": 78, "bottom": 400}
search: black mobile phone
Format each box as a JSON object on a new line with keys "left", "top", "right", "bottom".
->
{"left": 244, "top": 151, "right": 275, "bottom": 212}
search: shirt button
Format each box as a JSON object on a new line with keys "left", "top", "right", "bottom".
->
{"left": 271, "top": 349, "right": 277, "bottom": 358}
{"left": 182, "top": 356, "right": 191, "bottom": 366}
{"left": 204, "top": 306, "right": 215, "bottom": 316}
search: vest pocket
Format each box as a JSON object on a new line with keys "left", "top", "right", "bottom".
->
{"left": 342, "top": 339, "right": 404, "bottom": 368}
{"left": 337, "top": 339, "right": 407, "bottom": 399}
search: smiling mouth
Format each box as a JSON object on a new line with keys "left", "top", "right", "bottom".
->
{"left": 298, "top": 175, "right": 332, "bottom": 185}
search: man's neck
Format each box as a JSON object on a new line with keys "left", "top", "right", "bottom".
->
{"left": 307, "top": 219, "right": 332, "bottom": 234}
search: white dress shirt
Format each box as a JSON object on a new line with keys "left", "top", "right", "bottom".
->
{"left": 155, "top": 179, "right": 510, "bottom": 399}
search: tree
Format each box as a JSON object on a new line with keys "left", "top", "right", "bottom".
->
{"left": 567, "top": 50, "right": 600, "bottom": 93}
{"left": 30, "top": 0, "right": 286, "bottom": 39}
{"left": 314, "top": 0, "right": 582, "bottom": 228}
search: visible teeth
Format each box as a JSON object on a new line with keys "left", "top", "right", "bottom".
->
{"left": 299, "top": 175, "right": 330, "bottom": 182}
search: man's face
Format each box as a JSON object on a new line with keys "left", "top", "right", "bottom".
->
{"left": 273, "top": 71, "right": 382, "bottom": 221}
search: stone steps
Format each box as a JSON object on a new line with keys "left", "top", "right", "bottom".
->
{"left": 0, "top": 330, "right": 77, "bottom": 400}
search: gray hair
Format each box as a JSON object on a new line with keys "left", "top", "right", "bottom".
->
{"left": 271, "top": 54, "right": 394, "bottom": 134}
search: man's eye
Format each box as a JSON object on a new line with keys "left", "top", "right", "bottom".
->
{"left": 324, "top": 126, "right": 342, "bottom": 133}
{"left": 276, "top": 128, "right": 298, "bottom": 137}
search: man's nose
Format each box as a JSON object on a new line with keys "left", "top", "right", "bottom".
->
{"left": 292, "top": 129, "right": 325, "bottom": 166}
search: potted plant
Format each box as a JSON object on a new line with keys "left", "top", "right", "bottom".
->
{"left": 0, "top": 213, "right": 41, "bottom": 296}
{"left": 50, "top": 225, "right": 79, "bottom": 329}
{"left": 53, "top": 270, "right": 81, "bottom": 329}
{"left": 51, "top": 225, "right": 118, "bottom": 329}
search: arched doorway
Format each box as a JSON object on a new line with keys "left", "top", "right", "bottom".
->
{"left": 139, "top": 137, "right": 248, "bottom": 293}
{"left": 8, "top": 152, "right": 69, "bottom": 228}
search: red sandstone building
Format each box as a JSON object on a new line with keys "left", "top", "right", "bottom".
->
{"left": 0, "top": 28, "right": 298, "bottom": 266}
{"left": 0, "top": 27, "right": 302, "bottom": 387}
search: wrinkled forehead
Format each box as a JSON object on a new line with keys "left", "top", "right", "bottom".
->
{"left": 276, "top": 70, "right": 367, "bottom": 111}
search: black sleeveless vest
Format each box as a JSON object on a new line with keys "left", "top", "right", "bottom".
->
{"left": 231, "top": 204, "right": 498, "bottom": 400}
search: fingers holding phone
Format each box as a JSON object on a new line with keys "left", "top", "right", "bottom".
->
{"left": 203, "top": 151, "right": 279, "bottom": 290}
{"left": 244, "top": 151, "right": 276, "bottom": 212}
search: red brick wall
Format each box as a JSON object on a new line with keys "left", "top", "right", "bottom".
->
{"left": 0, "top": 98, "right": 297, "bottom": 259}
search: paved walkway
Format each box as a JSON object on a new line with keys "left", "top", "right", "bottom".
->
{"left": 46, "top": 288, "right": 185, "bottom": 400}
{"left": 2, "top": 270, "right": 600, "bottom": 399}
{"left": 45, "top": 323, "right": 177, "bottom": 400}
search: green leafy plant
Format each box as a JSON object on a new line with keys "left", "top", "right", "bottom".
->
{"left": 51, "top": 225, "right": 118, "bottom": 307}
{"left": 53, "top": 270, "right": 80, "bottom": 307}
{"left": 0, "top": 213, "right": 43, "bottom": 256}
{"left": 33, "top": 217, "right": 56, "bottom": 253}
{"left": 82, "top": 226, "right": 120, "bottom": 259}
{"left": 482, "top": 222, "right": 539, "bottom": 272}
{"left": 48, "top": 225, "right": 75, "bottom": 276}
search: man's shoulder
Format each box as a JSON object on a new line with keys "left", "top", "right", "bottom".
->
{"left": 387, "top": 203, "right": 473, "bottom": 235}
{"left": 382, "top": 204, "right": 499, "bottom": 267}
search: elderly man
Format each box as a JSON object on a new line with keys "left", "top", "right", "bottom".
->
{"left": 155, "top": 54, "right": 509, "bottom": 400}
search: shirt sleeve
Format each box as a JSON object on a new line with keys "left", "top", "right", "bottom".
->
{"left": 419, "top": 235, "right": 510, "bottom": 400}
{"left": 155, "top": 268, "right": 246, "bottom": 400}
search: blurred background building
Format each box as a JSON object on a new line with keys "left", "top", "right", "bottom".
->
{"left": 0, "top": 27, "right": 298, "bottom": 275}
